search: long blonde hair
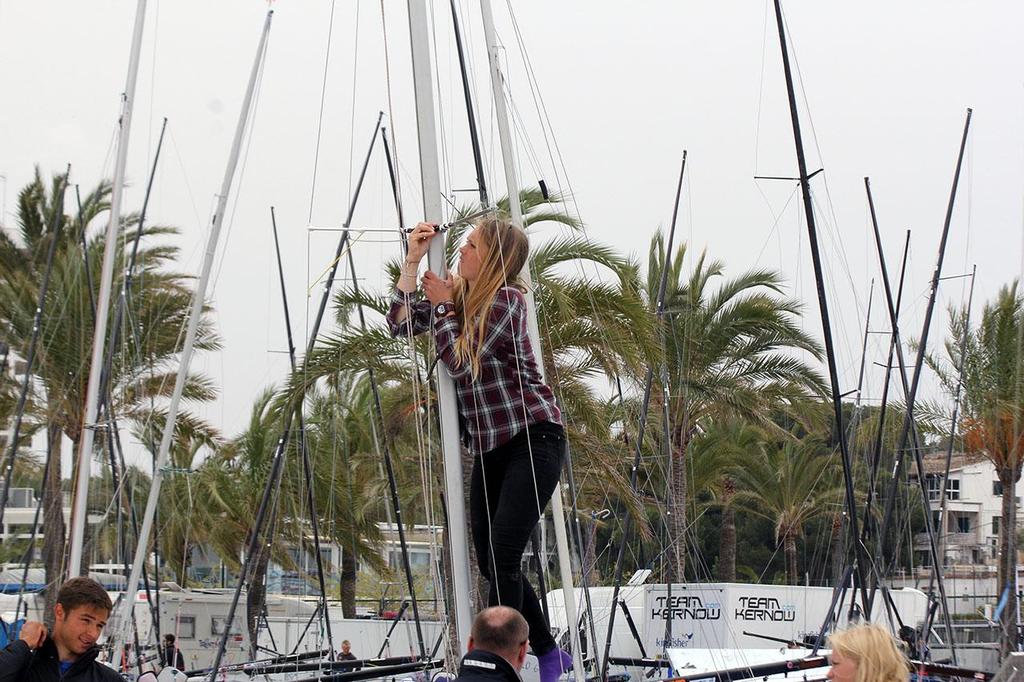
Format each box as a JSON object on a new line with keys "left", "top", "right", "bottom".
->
{"left": 452, "top": 216, "right": 530, "bottom": 379}
{"left": 828, "top": 624, "right": 908, "bottom": 682}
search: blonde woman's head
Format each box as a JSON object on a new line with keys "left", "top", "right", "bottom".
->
{"left": 457, "top": 216, "right": 529, "bottom": 285}
{"left": 827, "top": 624, "right": 908, "bottom": 682}
{"left": 452, "top": 215, "right": 530, "bottom": 379}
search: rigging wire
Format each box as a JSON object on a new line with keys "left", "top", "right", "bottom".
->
{"left": 165, "top": 130, "right": 206, "bottom": 239}
{"left": 378, "top": 1, "right": 404, "bottom": 214}
{"left": 212, "top": 34, "right": 269, "bottom": 294}
{"left": 503, "top": 0, "right": 584, "bottom": 230}
{"left": 307, "top": 0, "right": 339, "bottom": 223}
{"left": 430, "top": 0, "right": 456, "bottom": 218}
{"left": 347, "top": 0, "right": 362, "bottom": 205}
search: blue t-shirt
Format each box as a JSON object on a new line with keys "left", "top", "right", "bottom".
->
{"left": 60, "top": 661, "right": 73, "bottom": 676}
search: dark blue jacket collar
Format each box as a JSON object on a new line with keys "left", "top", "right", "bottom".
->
{"left": 458, "top": 648, "right": 521, "bottom": 682}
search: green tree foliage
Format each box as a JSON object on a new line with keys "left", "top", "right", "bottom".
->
{"left": 635, "top": 232, "right": 827, "bottom": 579}
{"left": 730, "top": 438, "right": 845, "bottom": 584}
{"left": 0, "top": 168, "right": 219, "bottom": 620}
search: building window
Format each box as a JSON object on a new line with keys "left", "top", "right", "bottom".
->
{"left": 946, "top": 479, "right": 960, "bottom": 501}
{"left": 211, "top": 616, "right": 241, "bottom": 636}
{"left": 174, "top": 616, "right": 196, "bottom": 639}
{"left": 993, "top": 516, "right": 1001, "bottom": 536}
{"left": 994, "top": 480, "right": 1003, "bottom": 496}
{"left": 388, "top": 549, "right": 431, "bottom": 571}
{"left": 956, "top": 515, "right": 970, "bottom": 534}
{"left": 926, "top": 476, "right": 942, "bottom": 501}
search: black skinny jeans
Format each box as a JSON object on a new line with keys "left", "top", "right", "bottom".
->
{"left": 470, "top": 421, "right": 565, "bottom": 656}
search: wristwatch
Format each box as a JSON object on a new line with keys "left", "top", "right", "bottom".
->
{"left": 434, "top": 301, "right": 456, "bottom": 318}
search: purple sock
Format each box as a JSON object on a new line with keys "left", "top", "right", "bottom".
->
{"left": 537, "top": 648, "right": 573, "bottom": 682}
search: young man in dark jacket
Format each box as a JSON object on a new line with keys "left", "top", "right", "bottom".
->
{"left": 0, "top": 576, "right": 123, "bottom": 682}
{"left": 455, "top": 607, "right": 529, "bottom": 682}
{"left": 161, "top": 634, "right": 185, "bottom": 671}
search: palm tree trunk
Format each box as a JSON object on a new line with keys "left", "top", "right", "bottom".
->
{"left": 245, "top": 541, "right": 271, "bottom": 655}
{"left": 78, "top": 529, "right": 94, "bottom": 576}
{"left": 784, "top": 529, "right": 798, "bottom": 585}
{"left": 998, "top": 465, "right": 1019, "bottom": 658}
{"left": 716, "top": 478, "right": 736, "bottom": 582}
{"left": 340, "top": 544, "right": 357, "bottom": 618}
{"left": 830, "top": 513, "right": 845, "bottom": 587}
{"left": 179, "top": 541, "right": 192, "bottom": 586}
{"left": 669, "top": 429, "right": 690, "bottom": 580}
{"left": 42, "top": 422, "right": 65, "bottom": 628}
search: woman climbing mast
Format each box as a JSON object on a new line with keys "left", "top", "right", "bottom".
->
{"left": 387, "top": 217, "right": 573, "bottom": 682}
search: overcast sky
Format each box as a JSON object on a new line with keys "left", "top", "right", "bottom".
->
{"left": 1, "top": 1, "right": 1022, "bottom": 471}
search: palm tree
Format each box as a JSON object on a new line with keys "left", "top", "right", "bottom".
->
{"left": 78, "top": 463, "right": 155, "bottom": 570}
{"left": 293, "top": 384, "right": 387, "bottom": 617}
{"left": 0, "top": 168, "right": 220, "bottom": 620}
{"left": 190, "top": 385, "right": 385, "bottom": 642}
{"left": 640, "top": 233, "right": 827, "bottom": 580}
{"left": 685, "top": 419, "right": 768, "bottom": 581}
{"left": 140, "top": 411, "right": 222, "bottom": 587}
{"left": 730, "top": 439, "right": 844, "bottom": 584}
{"left": 927, "top": 281, "right": 1024, "bottom": 657}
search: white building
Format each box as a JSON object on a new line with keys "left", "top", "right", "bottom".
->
{"left": 0, "top": 487, "right": 103, "bottom": 561}
{"left": 185, "top": 522, "right": 444, "bottom": 597}
{"left": 910, "top": 451, "right": 1024, "bottom": 568}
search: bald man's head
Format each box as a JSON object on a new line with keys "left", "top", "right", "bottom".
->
{"left": 467, "top": 606, "right": 529, "bottom": 670}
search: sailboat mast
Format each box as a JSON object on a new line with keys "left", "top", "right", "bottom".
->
{"left": 339, "top": 208, "right": 430, "bottom": 661}
{"left": 771, "top": 0, "right": 870, "bottom": 612}
{"left": 406, "top": 0, "right": 474, "bottom": 652}
{"left": 864, "top": 111, "right": 972, "bottom": 663}
{"left": 451, "top": 0, "right": 567, "bottom": 629}
{"left": 924, "top": 264, "right": 976, "bottom": 638}
{"left": 71, "top": 176, "right": 161, "bottom": 658}
{"left": 270, "top": 207, "right": 336, "bottom": 658}
{"left": 600, "top": 153, "right": 687, "bottom": 680}
{"left": 97, "top": 117, "right": 169, "bottom": 411}
{"left": 97, "top": 118, "right": 167, "bottom": 592}
{"left": 830, "top": 281, "right": 873, "bottom": 582}
{"left": 659, "top": 155, "right": 688, "bottom": 652}
{"left": 308, "top": 114, "right": 382, "bottom": 341}
{"left": 850, "top": 281, "right": 874, "bottom": 417}
{"left": 68, "top": 0, "right": 148, "bottom": 577}
{"left": 476, "top": 2, "right": 584, "bottom": 677}
{"left": 889, "top": 111, "right": 971, "bottom": 656}
{"left": 861, "top": 229, "right": 910, "bottom": 547}
{"left": 380, "top": 126, "right": 406, "bottom": 230}
{"left": 209, "top": 114, "right": 390, "bottom": 673}
{"left": 449, "top": 0, "right": 488, "bottom": 206}
{"left": 113, "top": 10, "right": 273, "bottom": 663}
{"left": 863, "top": 184, "right": 927, "bottom": 574}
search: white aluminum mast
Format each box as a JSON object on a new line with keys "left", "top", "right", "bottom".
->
{"left": 67, "top": 0, "right": 148, "bottom": 577}
{"left": 407, "top": 0, "right": 475, "bottom": 653}
{"left": 111, "top": 11, "right": 273, "bottom": 661}
{"left": 477, "top": 1, "right": 586, "bottom": 678}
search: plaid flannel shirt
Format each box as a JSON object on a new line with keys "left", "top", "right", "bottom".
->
{"left": 386, "top": 286, "right": 562, "bottom": 456}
